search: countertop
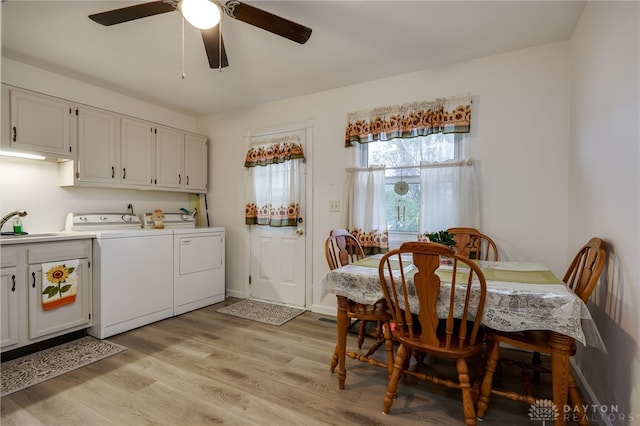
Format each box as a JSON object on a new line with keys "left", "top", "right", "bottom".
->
{"left": 0, "top": 227, "right": 226, "bottom": 244}
{"left": 0, "top": 232, "right": 96, "bottom": 245}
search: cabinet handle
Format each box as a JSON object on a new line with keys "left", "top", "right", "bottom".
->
{"left": 178, "top": 174, "right": 181, "bottom": 184}
{"left": 186, "top": 175, "right": 189, "bottom": 185}
{"left": 111, "top": 166, "right": 115, "bottom": 179}
{"left": 123, "top": 168, "right": 126, "bottom": 179}
{"left": 12, "top": 126, "right": 17, "bottom": 142}
{"left": 11, "top": 275, "right": 16, "bottom": 292}
{"left": 32, "top": 271, "right": 36, "bottom": 288}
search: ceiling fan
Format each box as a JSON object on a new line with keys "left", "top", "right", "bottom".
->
{"left": 88, "top": 0, "right": 312, "bottom": 69}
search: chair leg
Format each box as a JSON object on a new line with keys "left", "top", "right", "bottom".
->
{"left": 330, "top": 319, "right": 353, "bottom": 373}
{"left": 568, "top": 372, "right": 589, "bottom": 426}
{"left": 477, "top": 336, "right": 500, "bottom": 419}
{"left": 383, "top": 320, "right": 394, "bottom": 376}
{"left": 383, "top": 344, "right": 408, "bottom": 414}
{"left": 456, "top": 358, "right": 477, "bottom": 426}
{"left": 330, "top": 344, "right": 339, "bottom": 373}
{"left": 358, "top": 320, "right": 367, "bottom": 349}
{"left": 532, "top": 351, "right": 541, "bottom": 381}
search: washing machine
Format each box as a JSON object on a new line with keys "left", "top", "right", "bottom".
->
{"left": 143, "top": 213, "right": 225, "bottom": 315}
{"left": 65, "top": 213, "right": 174, "bottom": 338}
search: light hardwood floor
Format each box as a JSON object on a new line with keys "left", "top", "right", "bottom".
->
{"left": 1, "top": 298, "right": 588, "bottom": 425}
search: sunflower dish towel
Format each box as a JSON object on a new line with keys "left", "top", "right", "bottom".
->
{"left": 41, "top": 260, "right": 79, "bottom": 311}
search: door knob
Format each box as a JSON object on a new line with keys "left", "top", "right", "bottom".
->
{"left": 296, "top": 228, "right": 304, "bottom": 236}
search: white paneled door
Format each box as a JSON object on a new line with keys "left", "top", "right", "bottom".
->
{"left": 249, "top": 226, "right": 305, "bottom": 306}
{"left": 246, "top": 124, "right": 309, "bottom": 308}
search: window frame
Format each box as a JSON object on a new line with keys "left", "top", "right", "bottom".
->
{"left": 356, "top": 133, "right": 467, "bottom": 244}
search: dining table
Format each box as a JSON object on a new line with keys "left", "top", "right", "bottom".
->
{"left": 316, "top": 254, "right": 607, "bottom": 426}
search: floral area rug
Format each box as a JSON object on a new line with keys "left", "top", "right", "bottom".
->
{"left": 216, "top": 299, "right": 306, "bottom": 326}
{"left": 1, "top": 336, "right": 127, "bottom": 397}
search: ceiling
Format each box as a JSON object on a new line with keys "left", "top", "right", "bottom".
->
{"left": 2, "top": 1, "right": 585, "bottom": 117}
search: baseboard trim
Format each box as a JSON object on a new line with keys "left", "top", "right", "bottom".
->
{"left": 309, "top": 304, "right": 336, "bottom": 317}
{"left": 226, "top": 289, "right": 247, "bottom": 299}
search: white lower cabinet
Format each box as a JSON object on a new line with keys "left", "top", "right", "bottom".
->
{"left": 0, "top": 239, "right": 92, "bottom": 353}
{"left": 1, "top": 248, "right": 19, "bottom": 348}
{"left": 27, "top": 259, "right": 91, "bottom": 339}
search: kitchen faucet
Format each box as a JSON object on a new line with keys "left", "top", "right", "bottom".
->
{"left": 0, "top": 210, "right": 27, "bottom": 232}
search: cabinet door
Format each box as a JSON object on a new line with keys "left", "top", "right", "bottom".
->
{"left": 155, "top": 126, "right": 184, "bottom": 189}
{"left": 184, "top": 133, "right": 208, "bottom": 192}
{"left": 0, "top": 267, "right": 19, "bottom": 348}
{"left": 9, "top": 88, "right": 72, "bottom": 158}
{"left": 27, "top": 259, "right": 91, "bottom": 339}
{"left": 121, "top": 117, "right": 153, "bottom": 188}
{"left": 77, "top": 106, "right": 118, "bottom": 184}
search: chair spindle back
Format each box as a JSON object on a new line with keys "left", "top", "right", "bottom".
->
{"left": 325, "top": 228, "right": 365, "bottom": 270}
{"left": 563, "top": 237, "right": 606, "bottom": 303}
{"left": 378, "top": 241, "right": 487, "bottom": 351}
{"left": 447, "top": 227, "right": 499, "bottom": 261}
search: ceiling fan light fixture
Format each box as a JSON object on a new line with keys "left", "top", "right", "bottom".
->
{"left": 179, "top": 0, "right": 220, "bottom": 30}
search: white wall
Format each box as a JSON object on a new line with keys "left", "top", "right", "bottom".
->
{"left": 0, "top": 58, "right": 198, "bottom": 232}
{"left": 0, "top": 157, "right": 192, "bottom": 233}
{"left": 199, "top": 41, "right": 572, "bottom": 310}
{"left": 2, "top": 58, "right": 197, "bottom": 130}
{"left": 570, "top": 1, "right": 640, "bottom": 421}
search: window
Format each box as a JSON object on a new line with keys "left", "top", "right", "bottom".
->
{"left": 356, "top": 133, "right": 468, "bottom": 242}
{"left": 345, "top": 95, "right": 475, "bottom": 252}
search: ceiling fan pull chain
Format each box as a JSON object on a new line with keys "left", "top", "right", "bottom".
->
{"left": 218, "top": 14, "right": 222, "bottom": 72}
{"left": 181, "top": 17, "right": 186, "bottom": 79}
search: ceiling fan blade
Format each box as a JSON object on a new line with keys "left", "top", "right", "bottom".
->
{"left": 224, "top": 1, "right": 312, "bottom": 44}
{"left": 201, "top": 26, "right": 229, "bottom": 69}
{"left": 89, "top": 1, "right": 176, "bottom": 26}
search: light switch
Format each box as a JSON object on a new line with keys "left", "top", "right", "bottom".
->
{"left": 329, "top": 200, "right": 341, "bottom": 212}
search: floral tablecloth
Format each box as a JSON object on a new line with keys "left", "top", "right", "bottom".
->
{"left": 316, "top": 256, "right": 606, "bottom": 352}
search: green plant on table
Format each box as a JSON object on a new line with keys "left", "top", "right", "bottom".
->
{"left": 424, "top": 230, "right": 456, "bottom": 249}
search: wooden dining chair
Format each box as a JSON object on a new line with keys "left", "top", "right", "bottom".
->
{"left": 325, "top": 229, "right": 393, "bottom": 377}
{"left": 379, "top": 241, "right": 487, "bottom": 426}
{"left": 447, "top": 227, "right": 499, "bottom": 261}
{"left": 326, "top": 228, "right": 371, "bottom": 348}
{"left": 325, "top": 228, "right": 366, "bottom": 270}
{"left": 477, "top": 237, "right": 607, "bottom": 425}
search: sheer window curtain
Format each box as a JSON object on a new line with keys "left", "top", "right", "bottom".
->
{"left": 244, "top": 137, "right": 304, "bottom": 227}
{"left": 346, "top": 167, "right": 389, "bottom": 254}
{"left": 418, "top": 160, "right": 479, "bottom": 234}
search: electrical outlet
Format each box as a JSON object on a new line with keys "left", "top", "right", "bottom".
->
{"left": 329, "top": 200, "right": 341, "bottom": 212}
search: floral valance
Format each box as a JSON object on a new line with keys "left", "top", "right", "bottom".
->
{"left": 344, "top": 95, "right": 472, "bottom": 147}
{"left": 244, "top": 135, "right": 305, "bottom": 168}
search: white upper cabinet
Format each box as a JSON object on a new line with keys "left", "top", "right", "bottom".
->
{"left": 3, "top": 84, "right": 208, "bottom": 194}
{"left": 120, "top": 117, "right": 154, "bottom": 188}
{"left": 155, "top": 125, "right": 184, "bottom": 190}
{"left": 3, "top": 85, "right": 73, "bottom": 158}
{"left": 184, "top": 133, "right": 208, "bottom": 192}
{"left": 76, "top": 106, "right": 118, "bottom": 184}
